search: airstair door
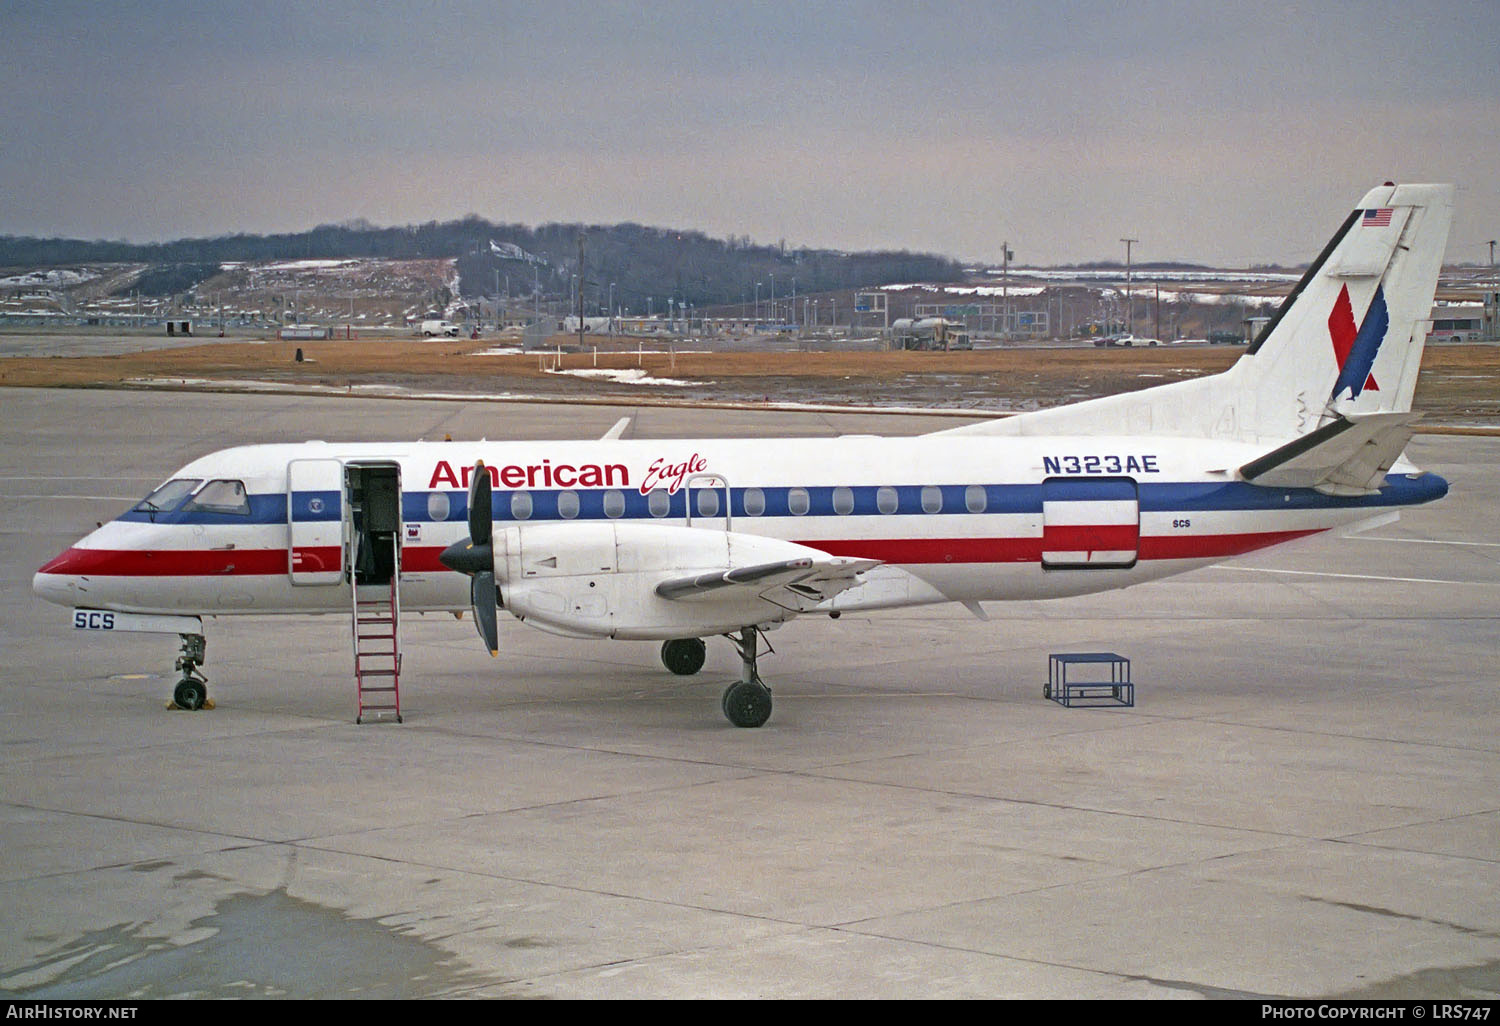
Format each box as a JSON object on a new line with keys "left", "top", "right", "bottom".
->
{"left": 1041, "top": 477, "right": 1139, "bottom": 569}
{"left": 288, "top": 458, "right": 345, "bottom": 585}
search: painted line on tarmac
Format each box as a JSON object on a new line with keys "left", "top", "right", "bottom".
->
{"left": 1223, "top": 566, "right": 1497, "bottom": 586}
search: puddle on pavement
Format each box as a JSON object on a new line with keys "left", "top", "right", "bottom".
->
{"left": 3, "top": 887, "right": 499, "bottom": 999}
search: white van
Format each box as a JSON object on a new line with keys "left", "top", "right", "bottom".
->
{"left": 418, "top": 319, "right": 461, "bottom": 338}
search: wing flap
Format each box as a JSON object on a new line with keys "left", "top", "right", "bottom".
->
{"left": 656, "top": 555, "right": 880, "bottom": 607}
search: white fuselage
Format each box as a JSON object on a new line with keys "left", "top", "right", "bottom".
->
{"left": 32, "top": 433, "right": 1446, "bottom": 638}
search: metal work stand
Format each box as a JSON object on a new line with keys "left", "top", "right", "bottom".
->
{"left": 1046, "top": 652, "right": 1133, "bottom": 708}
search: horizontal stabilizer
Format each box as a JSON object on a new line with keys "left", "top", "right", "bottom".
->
{"left": 1240, "top": 412, "right": 1420, "bottom": 495}
{"left": 656, "top": 554, "right": 880, "bottom": 607}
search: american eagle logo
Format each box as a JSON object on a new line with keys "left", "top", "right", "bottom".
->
{"left": 1327, "top": 283, "right": 1388, "bottom": 401}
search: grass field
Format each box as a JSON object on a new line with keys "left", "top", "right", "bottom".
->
{"left": 1, "top": 335, "right": 1496, "bottom": 426}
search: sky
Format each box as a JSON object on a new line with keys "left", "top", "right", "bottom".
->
{"left": 2, "top": 0, "right": 1496, "bottom": 267}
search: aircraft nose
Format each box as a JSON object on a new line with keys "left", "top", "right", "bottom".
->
{"left": 32, "top": 567, "right": 76, "bottom": 608}
{"left": 33, "top": 546, "right": 96, "bottom": 607}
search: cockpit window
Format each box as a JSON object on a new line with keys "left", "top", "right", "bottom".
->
{"left": 133, "top": 478, "right": 201, "bottom": 514}
{"left": 183, "top": 479, "right": 251, "bottom": 516}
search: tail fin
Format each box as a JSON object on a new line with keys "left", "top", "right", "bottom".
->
{"left": 1240, "top": 183, "right": 1454, "bottom": 433}
{"left": 935, "top": 183, "right": 1454, "bottom": 443}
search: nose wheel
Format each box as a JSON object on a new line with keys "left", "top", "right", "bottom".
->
{"left": 171, "top": 633, "right": 210, "bottom": 711}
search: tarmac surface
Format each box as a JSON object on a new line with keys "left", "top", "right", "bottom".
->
{"left": 1, "top": 386, "right": 1497, "bottom": 1000}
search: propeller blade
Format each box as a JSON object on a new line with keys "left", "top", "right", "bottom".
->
{"left": 468, "top": 461, "right": 492, "bottom": 548}
{"left": 471, "top": 571, "right": 499, "bottom": 656}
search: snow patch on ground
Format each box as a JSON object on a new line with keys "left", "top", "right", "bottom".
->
{"left": 546, "top": 367, "right": 695, "bottom": 387}
{"left": 0, "top": 269, "right": 100, "bottom": 287}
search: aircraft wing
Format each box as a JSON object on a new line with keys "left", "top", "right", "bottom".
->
{"left": 1240, "top": 412, "right": 1421, "bottom": 495}
{"left": 656, "top": 555, "right": 881, "bottom": 611}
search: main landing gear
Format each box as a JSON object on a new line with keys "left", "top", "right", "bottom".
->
{"left": 722, "top": 627, "right": 773, "bottom": 729}
{"left": 171, "top": 633, "right": 210, "bottom": 711}
{"left": 660, "top": 637, "right": 707, "bottom": 676}
{"left": 659, "top": 629, "right": 775, "bottom": 728}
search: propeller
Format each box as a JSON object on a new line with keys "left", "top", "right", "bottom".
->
{"left": 439, "top": 461, "right": 499, "bottom": 656}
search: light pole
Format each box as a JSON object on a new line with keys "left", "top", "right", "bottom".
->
{"left": 755, "top": 282, "right": 762, "bottom": 327}
{"left": 1120, "top": 237, "right": 1138, "bottom": 335}
{"left": 1002, "top": 241, "right": 1013, "bottom": 338}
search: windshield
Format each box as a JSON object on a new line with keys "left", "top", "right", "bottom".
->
{"left": 183, "top": 479, "right": 250, "bottom": 516}
{"left": 132, "top": 478, "right": 202, "bottom": 514}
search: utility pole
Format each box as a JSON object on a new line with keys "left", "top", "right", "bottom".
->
{"left": 1490, "top": 241, "right": 1498, "bottom": 341}
{"left": 576, "top": 234, "right": 585, "bottom": 352}
{"left": 1120, "top": 238, "right": 1138, "bottom": 335}
{"left": 1002, "top": 241, "right": 1012, "bottom": 339}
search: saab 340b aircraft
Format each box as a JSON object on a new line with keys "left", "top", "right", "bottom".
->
{"left": 34, "top": 183, "right": 1454, "bottom": 727}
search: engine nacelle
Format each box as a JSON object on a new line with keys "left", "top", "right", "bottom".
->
{"left": 494, "top": 522, "right": 824, "bottom": 639}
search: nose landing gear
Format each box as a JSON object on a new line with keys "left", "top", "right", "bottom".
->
{"left": 171, "top": 633, "right": 210, "bottom": 711}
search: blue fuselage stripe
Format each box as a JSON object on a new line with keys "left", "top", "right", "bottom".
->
{"left": 108, "top": 474, "right": 1449, "bottom": 528}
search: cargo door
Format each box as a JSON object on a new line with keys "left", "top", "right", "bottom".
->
{"left": 1042, "top": 477, "right": 1139, "bottom": 568}
{"left": 288, "top": 458, "right": 345, "bottom": 585}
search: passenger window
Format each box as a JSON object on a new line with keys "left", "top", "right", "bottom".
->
{"left": 557, "top": 490, "right": 580, "bottom": 519}
{"left": 603, "top": 490, "right": 625, "bottom": 518}
{"left": 133, "top": 478, "right": 201, "bottom": 514}
{"left": 876, "top": 487, "right": 898, "bottom": 514}
{"left": 695, "top": 488, "right": 720, "bottom": 518}
{"left": 965, "top": 485, "right": 987, "bottom": 513}
{"left": 788, "top": 488, "right": 810, "bottom": 516}
{"left": 742, "top": 487, "right": 766, "bottom": 516}
{"left": 647, "top": 488, "right": 671, "bottom": 518}
{"left": 832, "top": 487, "right": 854, "bottom": 515}
{"left": 184, "top": 480, "right": 250, "bottom": 515}
{"left": 510, "top": 491, "right": 533, "bottom": 520}
{"left": 921, "top": 486, "right": 943, "bottom": 514}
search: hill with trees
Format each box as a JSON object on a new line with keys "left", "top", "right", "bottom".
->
{"left": 0, "top": 218, "right": 965, "bottom": 313}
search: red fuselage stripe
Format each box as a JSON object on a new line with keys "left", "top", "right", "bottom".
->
{"left": 35, "top": 529, "right": 1323, "bottom": 579}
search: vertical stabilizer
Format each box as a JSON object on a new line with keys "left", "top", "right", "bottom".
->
{"left": 1240, "top": 183, "right": 1454, "bottom": 435}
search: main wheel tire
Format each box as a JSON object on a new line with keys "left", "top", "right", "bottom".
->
{"left": 173, "top": 678, "right": 207, "bottom": 711}
{"left": 661, "top": 638, "right": 707, "bottom": 676}
{"left": 722, "top": 681, "right": 772, "bottom": 728}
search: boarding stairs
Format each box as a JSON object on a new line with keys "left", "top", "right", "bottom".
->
{"left": 352, "top": 534, "right": 403, "bottom": 724}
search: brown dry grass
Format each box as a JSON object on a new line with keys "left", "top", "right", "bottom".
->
{"left": 0, "top": 336, "right": 1495, "bottom": 424}
{"left": 0, "top": 338, "right": 1241, "bottom": 388}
